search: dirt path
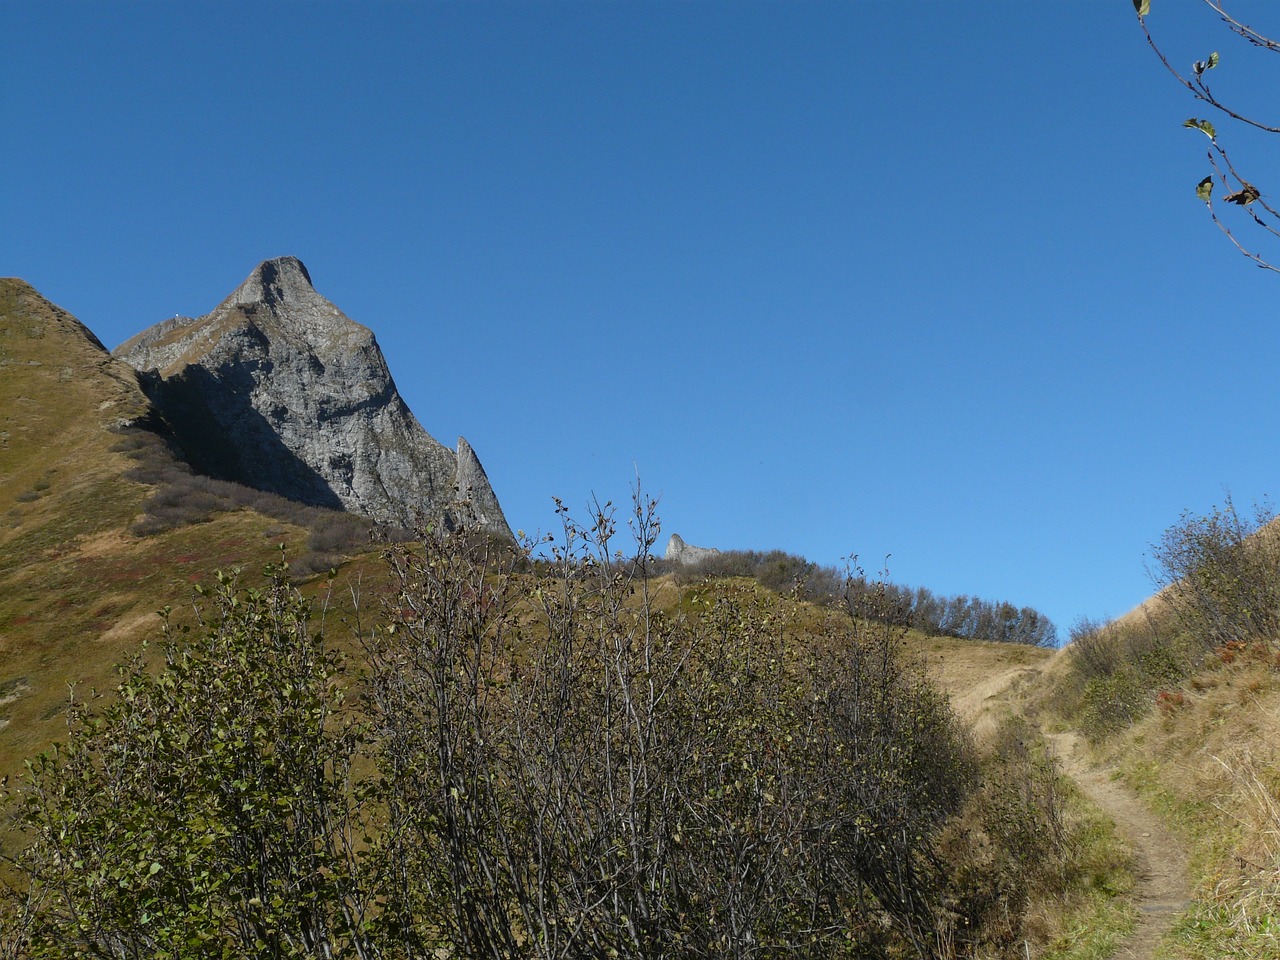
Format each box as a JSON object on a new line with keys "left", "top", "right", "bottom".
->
{"left": 1046, "top": 731, "right": 1193, "bottom": 960}
{"left": 929, "top": 646, "right": 1194, "bottom": 959}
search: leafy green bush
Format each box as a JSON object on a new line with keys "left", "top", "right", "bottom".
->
{"left": 1080, "top": 668, "right": 1151, "bottom": 738}
{"left": 0, "top": 564, "right": 377, "bottom": 958}
{"left": 1048, "top": 608, "right": 1196, "bottom": 741}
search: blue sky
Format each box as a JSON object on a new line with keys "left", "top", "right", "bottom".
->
{"left": 6, "top": 1, "right": 1280, "bottom": 637}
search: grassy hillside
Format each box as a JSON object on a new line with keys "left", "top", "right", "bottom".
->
{"left": 0, "top": 280, "right": 319, "bottom": 777}
{"left": 1115, "top": 651, "right": 1280, "bottom": 957}
{"left": 14, "top": 276, "right": 1266, "bottom": 958}
{"left": 1032, "top": 502, "right": 1280, "bottom": 959}
{"left": 1041, "top": 636, "right": 1280, "bottom": 959}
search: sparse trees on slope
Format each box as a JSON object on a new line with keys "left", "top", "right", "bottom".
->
{"left": 674, "top": 550, "right": 1057, "bottom": 647}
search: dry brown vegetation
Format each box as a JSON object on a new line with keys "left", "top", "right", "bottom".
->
{"left": 0, "top": 491, "right": 1098, "bottom": 959}
{"left": 9, "top": 276, "right": 1280, "bottom": 957}
{"left": 1035, "top": 500, "right": 1280, "bottom": 958}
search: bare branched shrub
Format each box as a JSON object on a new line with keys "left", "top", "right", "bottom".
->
{"left": 1067, "top": 616, "right": 1124, "bottom": 683}
{"left": 366, "top": 491, "right": 977, "bottom": 959}
{"left": 1151, "top": 496, "right": 1280, "bottom": 651}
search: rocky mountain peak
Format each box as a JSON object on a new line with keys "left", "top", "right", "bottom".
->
{"left": 112, "top": 258, "right": 512, "bottom": 537}
{"left": 665, "top": 534, "right": 721, "bottom": 566}
{"left": 228, "top": 256, "right": 317, "bottom": 312}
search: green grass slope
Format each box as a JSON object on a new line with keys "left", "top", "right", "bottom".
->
{"left": 0, "top": 280, "right": 317, "bottom": 777}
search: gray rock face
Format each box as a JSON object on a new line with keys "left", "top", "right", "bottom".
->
{"left": 665, "top": 533, "right": 720, "bottom": 565}
{"left": 113, "top": 257, "right": 512, "bottom": 537}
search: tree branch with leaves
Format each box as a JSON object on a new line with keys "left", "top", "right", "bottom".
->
{"left": 1135, "top": 0, "right": 1280, "bottom": 272}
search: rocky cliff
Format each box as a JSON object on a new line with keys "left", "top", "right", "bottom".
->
{"left": 665, "top": 534, "right": 721, "bottom": 565}
{"left": 113, "top": 257, "right": 511, "bottom": 536}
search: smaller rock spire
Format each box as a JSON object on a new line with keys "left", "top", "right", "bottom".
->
{"left": 454, "top": 436, "right": 509, "bottom": 534}
{"left": 665, "top": 534, "right": 720, "bottom": 565}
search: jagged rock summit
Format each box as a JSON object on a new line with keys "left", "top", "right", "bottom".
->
{"left": 664, "top": 534, "right": 720, "bottom": 566}
{"left": 113, "top": 257, "right": 511, "bottom": 536}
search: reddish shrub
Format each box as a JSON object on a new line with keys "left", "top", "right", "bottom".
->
{"left": 1155, "top": 689, "right": 1185, "bottom": 715}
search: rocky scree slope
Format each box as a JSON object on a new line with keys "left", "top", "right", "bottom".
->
{"left": 113, "top": 257, "right": 511, "bottom": 537}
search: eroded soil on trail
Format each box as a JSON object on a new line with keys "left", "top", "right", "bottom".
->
{"left": 1047, "top": 731, "right": 1193, "bottom": 960}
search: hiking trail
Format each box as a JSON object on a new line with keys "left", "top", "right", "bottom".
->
{"left": 1045, "top": 731, "right": 1193, "bottom": 960}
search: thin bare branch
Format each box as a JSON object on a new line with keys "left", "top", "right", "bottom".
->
{"left": 1139, "top": 12, "right": 1280, "bottom": 133}
{"left": 1203, "top": 0, "right": 1280, "bottom": 52}
{"left": 1206, "top": 198, "right": 1280, "bottom": 273}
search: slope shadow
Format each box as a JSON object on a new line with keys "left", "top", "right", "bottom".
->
{"left": 139, "top": 360, "right": 345, "bottom": 511}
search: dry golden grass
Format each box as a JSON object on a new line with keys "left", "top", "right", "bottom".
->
{"left": 1071, "top": 643, "right": 1280, "bottom": 958}
{"left": 1120, "top": 652, "right": 1280, "bottom": 864}
{"left": 912, "top": 632, "right": 1053, "bottom": 741}
{"left": 0, "top": 281, "right": 330, "bottom": 780}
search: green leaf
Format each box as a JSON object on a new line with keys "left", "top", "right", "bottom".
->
{"left": 1184, "top": 118, "right": 1216, "bottom": 138}
{"left": 1196, "top": 176, "right": 1214, "bottom": 203}
{"left": 148, "top": 861, "right": 162, "bottom": 875}
{"left": 1133, "top": 0, "right": 1150, "bottom": 16}
{"left": 1194, "top": 51, "right": 1220, "bottom": 77}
